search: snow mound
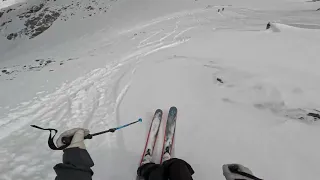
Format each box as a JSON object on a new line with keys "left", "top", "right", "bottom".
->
{"left": 0, "top": 0, "right": 23, "bottom": 10}
{"left": 267, "top": 22, "right": 320, "bottom": 32}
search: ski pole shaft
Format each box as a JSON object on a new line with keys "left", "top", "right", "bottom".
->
{"left": 116, "top": 118, "right": 142, "bottom": 130}
{"left": 90, "top": 118, "right": 142, "bottom": 136}
{"left": 89, "top": 128, "right": 116, "bottom": 137}
{"left": 61, "top": 118, "right": 142, "bottom": 145}
{"left": 229, "top": 165, "right": 263, "bottom": 180}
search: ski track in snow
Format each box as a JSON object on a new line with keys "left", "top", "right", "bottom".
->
{"left": 0, "top": 8, "right": 204, "bottom": 180}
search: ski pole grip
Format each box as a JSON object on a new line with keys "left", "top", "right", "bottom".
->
{"left": 61, "top": 134, "right": 93, "bottom": 146}
{"left": 228, "top": 164, "right": 263, "bottom": 180}
{"left": 229, "top": 164, "right": 239, "bottom": 173}
{"left": 61, "top": 136, "right": 72, "bottom": 146}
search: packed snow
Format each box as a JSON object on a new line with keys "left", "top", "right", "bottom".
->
{"left": 1, "top": 0, "right": 320, "bottom": 180}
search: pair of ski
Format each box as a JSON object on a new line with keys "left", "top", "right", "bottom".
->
{"left": 139, "top": 106, "right": 177, "bottom": 166}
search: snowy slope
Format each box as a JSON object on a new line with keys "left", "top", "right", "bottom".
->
{"left": 1, "top": 0, "right": 320, "bottom": 180}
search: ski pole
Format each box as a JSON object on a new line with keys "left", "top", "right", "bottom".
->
{"left": 229, "top": 164, "right": 263, "bottom": 180}
{"left": 61, "top": 118, "right": 143, "bottom": 145}
{"left": 31, "top": 118, "right": 142, "bottom": 150}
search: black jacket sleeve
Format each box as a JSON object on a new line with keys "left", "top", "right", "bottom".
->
{"left": 54, "top": 148, "right": 94, "bottom": 180}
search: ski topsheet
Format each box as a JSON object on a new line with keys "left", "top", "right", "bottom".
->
{"left": 140, "top": 109, "right": 163, "bottom": 165}
{"left": 160, "top": 106, "right": 177, "bottom": 163}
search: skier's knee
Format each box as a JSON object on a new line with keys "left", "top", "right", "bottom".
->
{"left": 163, "top": 158, "right": 195, "bottom": 175}
{"left": 168, "top": 158, "right": 186, "bottom": 167}
{"left": 148, "top": 166, "right": 165, "bottom": 180}
{"left": 137, "top": 163, "right": 161, "bottom": 178}
{"left": 163, "top": 158, "right": 186, "bottom": 166}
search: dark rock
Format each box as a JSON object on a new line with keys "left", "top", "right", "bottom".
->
{"left": 1, "top": 19, "right": 12, "bottom": 27}
{"left": 217, "top": 78, "right": 223, "bottom": 83}
{"left": 86, "top": 6, "right": 94, "bottom": 10}
{"left": 1, "top": 69, "right": 12, "bottom": 75}
{"left": 6, "top": 8, "right": 13, "bottom": 13}
{"left": 307, "top": 113, "right": 320, "bottom": 120}
{"left": 317, "top": 8, "right": 320, "bottom": 11}
{"left": 49, "top": 69, "right": 54, "bottom": 72}
{"left": 61, "top": 5, "right": 72, "bottom": 10}
{"left": 60, "top": 62, "right": 63, "bottom": 65}
{"left": 44, "top": 60, "right": 53, "bottom": 66}
{"left": 0, "top": 11, "right": 3, "bottom": 18}
{"left": 31, "top": 26, "right": 50, "bottom": 38}
{"left": 27, "top": 4, "right": 44, "bottom": 13}
{"left": 266, "top": 22, "right": 271, "bottom": 29}
{"left": 7, "top": 33, "right": 18, "bottom": 40}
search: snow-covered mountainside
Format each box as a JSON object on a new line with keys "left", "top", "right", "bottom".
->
{"left": 0, "top": 0, "right": 113, "bottom": 40}
{"left": 1, "top": 0, "right": 320, "bottom": 180}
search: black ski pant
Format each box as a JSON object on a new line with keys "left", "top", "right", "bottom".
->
{"left": 137, "top": 158, "right": 194, "bottom": 180}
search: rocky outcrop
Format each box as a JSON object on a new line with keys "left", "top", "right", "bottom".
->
{"left": 5, "top": 7, "right": 60, "bottom": 40}
{"left": 0, "top": 0, "right": 115, "bottom": 40}
{"left": 25, "top": 8, "right": 60, "bottom": 39}
{"left": 0, "top": 57, "right": 81, "bottom": 80}
{"left": 7, "top": 33, "right": 18, "bottom": 40}
{"left": 266, "top": 22, "right": 271, "bottom": 29}
{"left": 18, "top": 4, "right": 45, "bottom": 19}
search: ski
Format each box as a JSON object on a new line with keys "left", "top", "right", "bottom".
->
{"left": 139, "top": 109, "right": 163, "bottom": 165}
{"left": 160, "top": 106, "right": 177, "bottom": 163}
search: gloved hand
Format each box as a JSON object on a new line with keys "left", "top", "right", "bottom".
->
{"left": 222, "top": 164, "right": 254, "bottom": 180}
{"left": 56, "top": 128, "right": 90, "bottom": 149}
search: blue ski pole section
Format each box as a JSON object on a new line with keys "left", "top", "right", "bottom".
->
{"left": 116, "top": 118, "right": 142, "bottom": 130}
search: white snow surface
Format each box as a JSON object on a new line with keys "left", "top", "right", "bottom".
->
{"left": 1, "top": 0, "right": 320, "bottom": 180}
